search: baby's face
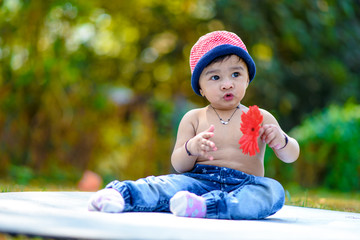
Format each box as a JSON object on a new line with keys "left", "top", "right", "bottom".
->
{"left": 199, "top": 55, "right": 249, "bottom": 109}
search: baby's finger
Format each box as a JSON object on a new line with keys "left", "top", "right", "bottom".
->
{"left": 201, "top": 143, "right": 210, "bottom": 152}
{"left": 206, "top": 124, "right": 215, "bottom": 133}
{"left": 206, "top": 139, "right": 216, "bottom": 149}
{"left": 202, "top": 125, "right": 215, "bottom": 139}
{"left": 202, "top": 132, "right": 215, "bottom": 140}
{"left": 267, "top": 138, "right": 278, "bottom": 148}
{"left": 264, "top": 131, "right": 276, "bottom": 145}
{"left": 261, "top": 127, "right": 273, "bottom": 142}
{"left": 202, "top": 141, "right": 216, "bottom": 152}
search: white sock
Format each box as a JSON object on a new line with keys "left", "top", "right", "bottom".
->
{"left": 170, "top": 191, "right": 206, "bottom": 218}
{"left": 88, "top": 188, "right": 125, "bottom": 213}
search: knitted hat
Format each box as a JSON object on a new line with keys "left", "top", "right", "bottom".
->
{"left": 190, "top": 31, "right": 256, "bottom": 96}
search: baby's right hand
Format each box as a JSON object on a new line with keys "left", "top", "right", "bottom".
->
{"left": 188, "top": 125, "right": 217, "bottom": 160}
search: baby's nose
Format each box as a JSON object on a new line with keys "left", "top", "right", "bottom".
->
{"left": 221, "top": 78, "right": 234, "bottom": 89}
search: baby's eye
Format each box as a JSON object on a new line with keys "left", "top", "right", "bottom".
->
{"left": 211, "top": 75, "right": 220, "bottom": 80}
{"left": 232, "top": 72, "right": 240, "bottom": 78}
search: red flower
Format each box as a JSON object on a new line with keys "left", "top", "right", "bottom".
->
{"left": 239, "top": 105, "right": 263, "bottom": 156}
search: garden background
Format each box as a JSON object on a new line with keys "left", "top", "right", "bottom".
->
{"left": 0, "top": 0, "right": 359, "bottom": 208}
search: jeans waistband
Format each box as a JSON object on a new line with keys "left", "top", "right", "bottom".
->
{"left": 189, "top": 164, "right": 253, "bottom": 180}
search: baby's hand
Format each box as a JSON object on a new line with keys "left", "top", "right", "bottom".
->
{"left": 259, "top": 124, "right": 286, "bottom": 150}
{"left": 188, "top": 125, "right": 217, "bottom": 160}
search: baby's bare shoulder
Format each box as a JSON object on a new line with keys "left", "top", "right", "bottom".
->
{"left": 259, "top": 108, "right": 279, "bottom": 125}
{"left": 259, "top": 108, "right": 272, "bottom": 117}
{"left": 182, "top": 107, "right": 207, "bottom": 120}
{"left": 179, "top": 107, "right": 208, "bottom": 130}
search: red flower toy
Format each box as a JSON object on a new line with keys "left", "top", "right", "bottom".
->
{"left": 239, "top": 105, "right": 263, "bottom": 156}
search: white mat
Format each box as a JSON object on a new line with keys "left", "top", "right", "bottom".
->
{"left": 0, "top": 192, "right": 359, "bottom": 239}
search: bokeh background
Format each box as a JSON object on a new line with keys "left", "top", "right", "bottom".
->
{"left": 0, "top": 0, "right": 359, "bottom": 193}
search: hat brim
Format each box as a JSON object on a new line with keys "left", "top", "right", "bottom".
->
{"left": 191, "top": 44, "right": 256, "bottom": 96}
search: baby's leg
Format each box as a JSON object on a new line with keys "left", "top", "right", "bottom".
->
{"left": 88, "top": 174, "right": 206, "bottom": 213}
{"left": 204, "top": 177, "right": 285, "bottom": 220}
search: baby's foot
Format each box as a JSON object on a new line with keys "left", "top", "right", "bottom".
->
{"left": 88, "top": 188, "right": 125, "bottom": 213}
{"left": 170, "top": 191, "right": 206, "bottom": 218}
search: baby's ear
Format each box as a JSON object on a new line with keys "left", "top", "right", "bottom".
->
{"left": 200, "top": 89, "right": 204, "bottom": 97}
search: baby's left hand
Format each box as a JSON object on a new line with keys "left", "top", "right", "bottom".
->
{"left": 258, "top": 124, "right": 286, "bottom": 150}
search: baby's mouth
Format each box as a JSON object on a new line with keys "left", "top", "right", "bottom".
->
{"left": 224, "top": 93, "right": 234, "bottom": 101}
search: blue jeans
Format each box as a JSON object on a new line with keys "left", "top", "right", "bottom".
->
{"left": 106, "top": 164, "right": 285, "bottom": 220}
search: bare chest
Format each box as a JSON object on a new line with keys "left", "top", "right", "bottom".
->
{"left": 196, "top": 111, "right": 243, "bottom": 148}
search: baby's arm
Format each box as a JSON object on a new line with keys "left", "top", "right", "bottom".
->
{"left": 171, "top": 110, "right": 217, "bottom": 173}
{"left": 258, "top": 110, "right": 300, "bottom": 163}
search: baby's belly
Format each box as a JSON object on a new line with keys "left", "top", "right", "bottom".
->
{"left": 196, "top": 148, "right": 265, "bottom": 176}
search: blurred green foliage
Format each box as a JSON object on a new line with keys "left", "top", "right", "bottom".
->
{"left": 265, "top": 102, "right": 360, "bottom": 191}
{"left": 0, "top": 0, "right": 359, "bottom": 187}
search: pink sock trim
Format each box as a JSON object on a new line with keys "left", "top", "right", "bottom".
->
{"left": 184, "top": 194, "right": 206, "bottom": 218}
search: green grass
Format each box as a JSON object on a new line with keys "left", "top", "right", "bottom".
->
{"left": 0, "top": 181, "right": 77, "bottom": 193}
{"left": 0, "top": 234, "right": 43, "bottom": 240}
{"left": 284, "top": 185, "right": 360, "bottom": 213}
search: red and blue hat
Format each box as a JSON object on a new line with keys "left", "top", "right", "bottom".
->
{"left": 190, "top": 31, "right": 256, "bottom": 96}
